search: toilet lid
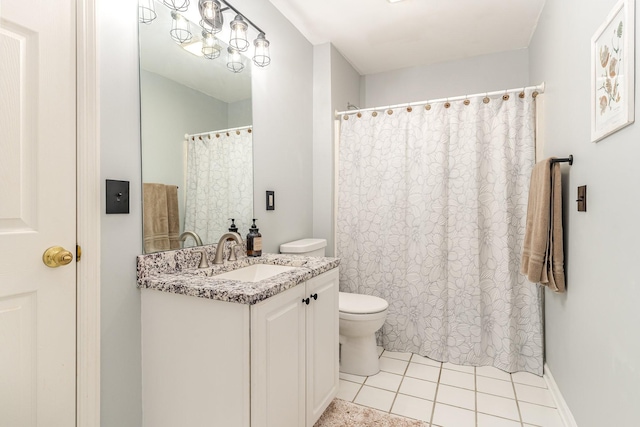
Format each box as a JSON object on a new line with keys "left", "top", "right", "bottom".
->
{"left": 339, "top": 292, "right": 388, "bottom": 314}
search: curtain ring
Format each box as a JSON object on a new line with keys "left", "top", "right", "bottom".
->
{"left": 198, "top": 136, "right": 203, "bottom": 140}
{"left": 372, "top": 111, "right": 378, "bottom": 117}
{"left": 236, "top": 130, "right": 240, "bottom": 135}
{"left": 425, "top": 103, "right": 431, "bottom": 110}
{"left": 502, "top": 91, "right": 510, "bottom": 101}
{"left": 215, "top": 133, "right": 220, "bottom": 138}
{"left": 406, "top": 105, "right": 413, "bottom": 112}
{"left": 483, "top": 93, "right": 490, "bottom": 104}
{"left": 387, "top": 106, "right": 393, "bottom": 115}
{"left": 343, "top": 114, "right": 349, "bottom": 120}
{"left": 463, "top": 95, "right": 470, "bottom": 106}
{"left": 357, "top": 112, "right": 362, "bottom": 118}
{"left": 519, "top": 88, "right": 525, "bottom": 99}
{"left": 444, "top": 98, "right": 451, "bottom": 108}
{"left": 532, "top": 91, "right": 539, "bottom": 98}
{"left": 247, "top": 128, "right": 252, "bottom": 133}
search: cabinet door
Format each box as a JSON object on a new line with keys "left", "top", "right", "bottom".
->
{"left": 305, "top": 269, "right": 340, "bottom": 426}
{"left": 251, "top": 284, "right": 306, "bottom": 427}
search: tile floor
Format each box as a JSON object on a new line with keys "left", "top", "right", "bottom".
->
{"left": 336, "top": 347, "right": 565, "bottom": 427}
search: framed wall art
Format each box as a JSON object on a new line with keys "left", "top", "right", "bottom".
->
{"left": 591, "top": 0, "right": 635, "bottom": 142}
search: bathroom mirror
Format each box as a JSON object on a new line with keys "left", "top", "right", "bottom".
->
{"left": 139, "top": 1, "right": 253, "bottom": 253}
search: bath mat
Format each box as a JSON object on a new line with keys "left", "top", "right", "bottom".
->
{"left": 314, "top": 399, "right": 429, "bottom": 427}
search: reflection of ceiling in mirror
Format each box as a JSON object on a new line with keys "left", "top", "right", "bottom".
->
{"left": 139, "top": 1, "right": 252, "bottom": 103}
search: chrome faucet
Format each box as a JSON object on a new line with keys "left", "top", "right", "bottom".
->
{"left": 179, "top": 231, "right": 203, "bottom": 247}
{"left": 213, "top": 232, "right": 243, "bottom": 264}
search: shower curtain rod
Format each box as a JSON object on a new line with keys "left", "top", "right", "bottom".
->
{"left": 335, "top": 83, "right": 545, "bottom": 118}
{"left": 184, "top": 125, "right": 253, "bottom": 140}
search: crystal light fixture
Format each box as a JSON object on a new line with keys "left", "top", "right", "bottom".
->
{"left": 198, "top": 0, "right": 223, "bottom": 33}
{"left": 202, "top": 32, "right": 222, "bottom": 59}
{"left": 163, "top": 0, "right": 189, "bottom": 12}
{"left": 226, "top": 47, "right": 245, "bottom": 73}
{"left": 229, "top": 14, "right": 249, "bottom": 52}
{"left": 253, "top": 33, "right": 270, "bottom": 67}
{"left": 139, "top": 0, "right": 157, "bottom": 24}
{"left": 170, "top": 11, "right": 192, "bottom": 44}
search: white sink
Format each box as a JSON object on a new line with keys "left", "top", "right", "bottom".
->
{"left": 214, "top": 264, "right": 297, "bottom": 282}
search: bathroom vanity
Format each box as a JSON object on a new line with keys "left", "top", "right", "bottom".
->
{"left": 137, "top": 248, "right": 340, "bottom": 427}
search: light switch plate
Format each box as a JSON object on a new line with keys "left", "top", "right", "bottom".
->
{"left": 266, "top": 191, "right": 275, "bottom": 211}
{"left": 106, "top": 179, "right": 130, "bottom": 214}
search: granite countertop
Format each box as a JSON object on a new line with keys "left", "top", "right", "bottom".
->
{"left": 137, "top": 249, "right": 340, "bottom": 305}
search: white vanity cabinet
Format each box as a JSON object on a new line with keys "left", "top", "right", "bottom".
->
{"left": 251, "top": 268, "right": 339, "bottom": 427}
{"left": 141, "top": 267, "right": 339, "bottom": 427}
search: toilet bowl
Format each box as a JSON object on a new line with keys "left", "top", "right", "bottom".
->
{"left": 338, "top": 292, "right": 388, "bottom": 376}
{"left": 279, "top": 238, "right": 390, "bottom": 377}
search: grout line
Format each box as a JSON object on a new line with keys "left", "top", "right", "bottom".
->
{"left": 388, "top": 352, "right": 413, "bottom": 414}
{"left": 474, "top": 367, "right": 478, "bottom": 427}
{"left": 510, "top": 373, "right": 525, "bottom": 426}
{"left": 427, "top": 358, "right": 442, "bottom": 427}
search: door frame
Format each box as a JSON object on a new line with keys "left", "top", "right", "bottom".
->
{"left": 76, "top": 0, "right": 101, "bottom": 425}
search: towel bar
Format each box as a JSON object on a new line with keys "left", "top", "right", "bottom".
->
{"left": 551, "top": 155, "right": 573, "bottom": 165}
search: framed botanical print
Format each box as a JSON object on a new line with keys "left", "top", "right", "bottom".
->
{"left": 591, "top": 0, "right": 635, "bottom": 142}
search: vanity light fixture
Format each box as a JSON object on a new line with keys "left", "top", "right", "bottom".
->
{"left": 163, "top": 0, "right": 190, "bottom": 12}
{"left": 253, "top": 33, "right": 270, "bottom": 67}
{"left": 226, "top": 46, "right": 245, "bottom": 73}
{"left": 202, "top": 32, "right": 222, "bottom": 59}
{"left": 229, "top": 14, "right": 249, "bottom": 52}
{"left": 150, "top": 0, "right": 271, "bottom": 70}
{"left": 139, "top": 0, "right": 157, "bottom": 24}
{"left": 170, "top": 11, "right": 192, "bottom": 44}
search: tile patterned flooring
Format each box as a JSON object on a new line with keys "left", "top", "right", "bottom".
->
{"left": 336, "top": 347, "right": 565, "bottom": 427}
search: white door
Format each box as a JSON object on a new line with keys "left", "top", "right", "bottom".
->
{"left": 0, "top": 1, "right": 77, "bottom": 426}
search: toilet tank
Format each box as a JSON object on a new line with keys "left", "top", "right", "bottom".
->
{"left": 279, "top": 238, "right": 327, "bottom": 257}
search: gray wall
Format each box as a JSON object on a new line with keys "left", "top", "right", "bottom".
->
{"left": 244, "top": 0, "right": 315, "bottom": 253}
{"left": 529, "top": 0, "right": 640, "bottom": 425}
{"left": 99, "top": 0, "right": 142, "bottom": 425}
{"left": 228, "top": 98, "right": 253, "bottom": 128}
{"left": 361, "top": 49, "right": 530, "bottom": 107}
{"left": 99, "top": 0, "right": 314, "bottom": 425}
{"left": 312, "top": 43, "right": 361, "bottom": 256}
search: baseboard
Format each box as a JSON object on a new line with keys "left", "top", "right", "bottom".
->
{"left": 544, "top": 363, "right": 578, "bottom": 427}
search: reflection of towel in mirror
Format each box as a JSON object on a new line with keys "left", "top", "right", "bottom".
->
{"left": 165, "top": 185, "right": 181, "bottom": 249}
{"left": 143, "top": 183, "right": 175, "bottom": 253}
{"left": 521, "top": 159, "right": 566, "bottom": 293}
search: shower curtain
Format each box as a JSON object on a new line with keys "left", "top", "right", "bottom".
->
{"left": 184, "top": 130, "right": 253, "bottom": 244}
{"left": 337, "top": 88, "right": 543, "bottom": 374}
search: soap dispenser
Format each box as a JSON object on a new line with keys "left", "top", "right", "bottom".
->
{"left": 228, "top": 218, "right": 239, "bottom": 235}
{"left": 246, "top": 218, "right": 262, "bottom": 257}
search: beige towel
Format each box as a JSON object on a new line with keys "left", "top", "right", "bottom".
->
{"left": 143, "top": 183, "right": 170, "bottom": 253}
{"left": 521, "top": 158, "right": 566, "bottom": 292}
{"left": 165, "top": 185, "right": 181, "bottom": 249}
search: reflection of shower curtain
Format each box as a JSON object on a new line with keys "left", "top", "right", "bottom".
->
{"left": 337, "top": 88, "right": 543, "bottom": 374}
{"left": 184, "top": 130, "right": 253, "bottom": 244}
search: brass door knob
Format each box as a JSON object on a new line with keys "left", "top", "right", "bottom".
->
{"left": 42, "top": 246, "right": 74, "bottom": 268}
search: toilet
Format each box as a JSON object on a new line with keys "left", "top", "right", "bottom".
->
{"left": 280, "top": 238, "right": 389, "bottom": 377}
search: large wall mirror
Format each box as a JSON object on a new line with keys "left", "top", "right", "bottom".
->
{"left": 139, "top": 1, "right": 253, "bottom": 253}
